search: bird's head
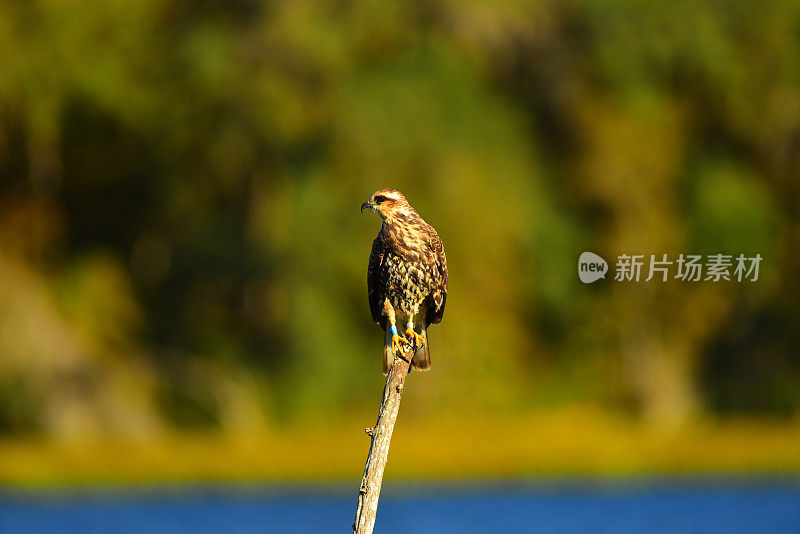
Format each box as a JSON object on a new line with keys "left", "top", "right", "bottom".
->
{"left": 361, "top": 189, "right": 412, "bottom": 221}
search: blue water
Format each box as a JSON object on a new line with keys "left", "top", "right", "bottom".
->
{"left": 1, "top": 480, "right": 798, "bottom": 533}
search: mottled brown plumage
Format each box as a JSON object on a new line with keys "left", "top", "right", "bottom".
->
{"left": 361, "top": 189, "right": 447, "bottom": 373}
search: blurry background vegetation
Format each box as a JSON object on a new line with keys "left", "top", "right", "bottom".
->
{"left": 1, "top": 0, "right": 799, "bottom": 483}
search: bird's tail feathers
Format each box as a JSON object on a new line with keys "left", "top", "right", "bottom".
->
{"left": 383, "top": 323, "right": 431, "bottom": 374}
{"left": 411, "top": 323, "right": 431, "bottom": 372}
{"left": 382, "top": 326, "right": 393, "bottom": 375}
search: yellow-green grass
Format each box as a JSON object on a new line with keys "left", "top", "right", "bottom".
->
{"left": 2, "top": 407, "right": 799, "bottom": 487}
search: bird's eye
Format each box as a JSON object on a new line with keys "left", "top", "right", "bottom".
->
{"left": 374, "top": 195, "right": 388, "bottom": 204}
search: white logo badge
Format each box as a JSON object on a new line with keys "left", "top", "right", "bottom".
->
{"left": 578, "top": 252, "right": 608, "bottom": 283}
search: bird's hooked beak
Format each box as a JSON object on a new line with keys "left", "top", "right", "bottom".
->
{"left": 361, "top": 200, "right": 374, "bottom": 213}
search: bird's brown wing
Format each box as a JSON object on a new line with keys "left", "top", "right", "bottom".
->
{"left": 367, "top": 235, "right": 387, "bottom": 328}
{"left": 424, "top": 226, "right": 447, "bottom": 327}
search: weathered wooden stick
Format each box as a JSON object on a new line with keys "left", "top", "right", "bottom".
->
{"left": 352, "top": 344, "right": 413, "bottom": 534}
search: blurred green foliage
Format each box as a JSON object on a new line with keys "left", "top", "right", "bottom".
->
{"left": 1, "top": 0, "right": 799, "bottom": 441}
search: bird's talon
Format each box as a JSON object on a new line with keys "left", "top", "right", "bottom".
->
{"left": 404, "top": 327, "right": 425, "bottom": 349}
{"left": 391, "top": 334, "right": 407, "bottom": 355}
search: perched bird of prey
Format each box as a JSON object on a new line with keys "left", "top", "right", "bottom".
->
{"left": 361, "top": 189, "right": 448, "bottom": 374}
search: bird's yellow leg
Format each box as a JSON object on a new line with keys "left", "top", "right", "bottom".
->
{"left": 391, "top": 334, "right": 406, "bottom": 355}
{"left": 389, "top": 324, "right": 407, "bottom": 355}
{"left": 404, "top": 321, "right": 425, "bottom": 349}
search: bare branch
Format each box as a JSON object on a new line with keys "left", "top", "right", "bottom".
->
{"left": 352, "top": 345, "right": 413, "bottom": 534}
